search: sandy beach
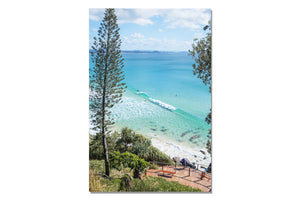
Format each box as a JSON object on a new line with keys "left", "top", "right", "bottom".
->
{"left": 150, "top": 135, "right": 211, "bottom": 169}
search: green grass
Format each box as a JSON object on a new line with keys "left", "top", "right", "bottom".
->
{"left": 89, "top": 160, "right": 201, "bottom": 192}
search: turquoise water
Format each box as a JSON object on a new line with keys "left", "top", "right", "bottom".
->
{"left": 90, "top": 52, "right": 211, "bottom": 149}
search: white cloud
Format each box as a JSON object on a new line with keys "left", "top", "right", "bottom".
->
{"left": 89, "top": 8, "right": 211, "bottom": 29}
{"left": 158, "top": 29, "right": 163, "bottom": 32}
{"left": 130, "top": 33, "right": 144, "bottom": 39}
{"left": 89, "top": 8, "right": 104, "bottom": 21}
{"left": 162, "top": 9, "right": 211, "bottom": 29}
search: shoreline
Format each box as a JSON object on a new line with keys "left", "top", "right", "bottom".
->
{"left": 150, "top": 135, "right": 211, "bottom": 169}
{"left": 109, "top": 126, "right": 211, "bottom": 169}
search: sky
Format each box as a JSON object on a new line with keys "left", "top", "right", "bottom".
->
{"left": 89, "top": 8, "right": 211, "bottom": 51}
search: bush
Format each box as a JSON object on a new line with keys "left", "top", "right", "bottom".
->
{"left": 89, "top": 131, "right": 120, "bottom": 160}
{"left": 90, "top": 127, "right": 174, "bottom": 164}
{"left": 116, "top": 127, "right": 136, "bottom": 152}
{"left": 110, "top": 151, "right": 150, "bottom": 178}
{"left": 150, "top": 163, "right": 159, "bottom": 169}
{"left": 148, "top": 146, "right": 174, "bottom": 164}
{"left": 89, "top": 135, "right": 103, "bottom": 160}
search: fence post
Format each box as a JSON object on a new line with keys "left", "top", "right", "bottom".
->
{"left": 189, "top": 168, "right": 191, "bottom": 176}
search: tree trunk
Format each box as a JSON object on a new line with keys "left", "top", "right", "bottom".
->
{"left": 102, "top": 128, "right": 109, "bottom": 177}
{"left": 102, "top": 66, "right": 110, "bottom": 177}
{"left": 101, "top": 18, "right": 111, "bottom": 177}
{"left": 133, "top": 169, "right": 140, "bottom": 179}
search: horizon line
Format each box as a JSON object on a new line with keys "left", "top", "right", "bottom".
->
{"left": 89, "top": 49, "right": 188, "bottom": 52}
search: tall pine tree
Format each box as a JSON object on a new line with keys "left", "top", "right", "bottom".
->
{"left": 189, "top": 20, "right": 212, "bottom": 155}
{"left": 89, "top": 8, "right": 126, "bottom": 177}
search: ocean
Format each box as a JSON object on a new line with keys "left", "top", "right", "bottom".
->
{"left": 89, "top": 51, "right": 211, "bottom": 151}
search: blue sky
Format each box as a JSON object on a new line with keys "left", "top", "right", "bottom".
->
{"left": 89, "top": 9, "right": 211, "bottom": 51}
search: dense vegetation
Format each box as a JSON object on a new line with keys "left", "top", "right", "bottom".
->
{"left": 89, "top": 127, "right": 174, "bottom": 164}
{"left": 89, "top": 160, "right": 201, "bottom": 192}
{"left": 110, "top": 151, "right": 150, "bottom": 178}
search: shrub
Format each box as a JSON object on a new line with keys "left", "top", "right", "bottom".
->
{"left": 116, "top": 127, "right": 136, "bottom": 152}
{"left": 148, "top": 146, "right": 174, "bottom": 164}
{"left": 89, "top": 131, "right": 121, "bottom": 160}
{"left": 90, "top": 127, "right": 174, "bottom": 165}
{"left": 150, "top": 163, "right": 159, "bottom": 169}
{"left": 89, "top": 134, "right": 103, "bottom": 160}
{"left": 110, "top": 151, "right": 150, "bottom": 178}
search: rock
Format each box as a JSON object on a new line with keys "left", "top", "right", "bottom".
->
{"left": 207, "top": 163, "right": 212, "bottom": 173}
{"left": 181, "top": 130, "right": 193, "bottom": 137}
{"left": 200, "top": 150, "right": 206, "bottom": 155}
{"left": 189, "top": 135, "right": 200, "bottom": 141}
{"left": 180, "top": 158, "right": 196, "bottom": 169}
{"left": 194, "top": 155, "right": 197, "bottom": 158}
{"left": 173, "top": 157, "right": 181, "bottom": 163}
{"left": 161, "top": 128, "right": 167, "bottom": 132}
{"left": 120, "top": 173, "right": 133, "bottom": 191}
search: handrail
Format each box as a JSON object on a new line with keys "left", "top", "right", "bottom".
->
{"left": 148, "top": 160, "right": 208, "bottom": 171}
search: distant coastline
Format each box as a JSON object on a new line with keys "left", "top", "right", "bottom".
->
{"left": 89, "top": 49, "right": 187, "bottom": 54}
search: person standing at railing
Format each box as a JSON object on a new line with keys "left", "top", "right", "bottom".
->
{"left": 182, "top": 159, "right": 186, "bottom": 168}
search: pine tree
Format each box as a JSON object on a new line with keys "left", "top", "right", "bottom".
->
{"left": 189, "top": 20, "right": 212, "bottom": 155}
{"left": 89, "top": 8, "right": 126, "bottom": 177}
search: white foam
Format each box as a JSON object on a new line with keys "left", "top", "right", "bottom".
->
{"left": 149, "top": 98, "right": 176, "bottom": 110}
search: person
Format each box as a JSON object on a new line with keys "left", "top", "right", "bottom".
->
{"left": 200, "top": 171, "right": 205, "bottom": 180}
{"left": 206, "top": 163, "right": 211, "bottom": 173}
{"left": 182, "top": 159, "right": 186, "bottom": 168}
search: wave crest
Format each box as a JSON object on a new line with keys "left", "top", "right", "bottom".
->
{"left": 149, "top": 98, "right": 176, "bottom": 110}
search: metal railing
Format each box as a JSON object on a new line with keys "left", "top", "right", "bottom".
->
{"left": 148, "top": 161, "right": 211, "bottom": 178}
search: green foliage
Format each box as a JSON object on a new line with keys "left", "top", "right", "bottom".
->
{"left": 114, "top": 127, "right": 173, "bottom": 163}
{"left": 150, "top": 163, "right": 159, "bottom": 169}
{"left": 89, "top": 160, "right": 105, "bottom": 174}
{"left": 206, "top": 129, "right": 212, "bottom": 155}
{"left": 90, "top": 127, "right": 174, "bottom": 164}
{"left": 116, "top": 127, "right": 136, "bottom": 152}
{"left": 189, "top": 20, "right": 212, "bottom": 156}
{"left": 89, "top": 160, "right": 201, "bottom": 192}
{"left": 89, "top": 134, "right": 103, "bottom": 160}
{"left": 89, "top": 8, "right": 126, "bottom": 176}
{"left": 147, "top": 146, "right": 174, "bottom": 164}
{"left": 188, "top": 20, "right": 211, "bottom": 92}
{"left": 110, "top": 151, "right": 150, "bottom": 178}
{"left": 89, "top": 131, "right": 120, "bottom": 160}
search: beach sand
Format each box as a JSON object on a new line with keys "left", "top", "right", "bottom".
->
{"left": 150, "top": 135, "right": 211, "bottom": 169}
